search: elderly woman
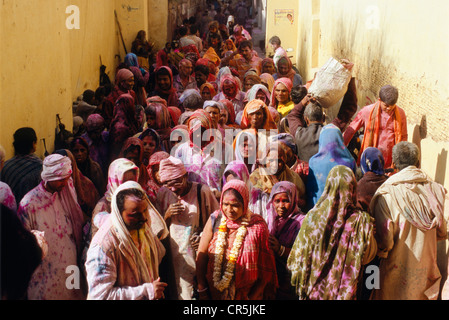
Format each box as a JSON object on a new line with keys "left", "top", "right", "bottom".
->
{"left": 203, "top": 100, "right": 225, "bottom": 137}
{"left": 238, "top": 99, "right": 278, "bottom": 162}
{"left": 179, "top": 88, "right": 203, "bottom": 112}
{"left": 306, "top": 124, "right": 356, "bottom": 211}
{"left": 195, "top": 180, "right": 278, "bottom": 300}
{"left": 249, "top": 142, "right": 305, "bottom": 220}
{"left": 218, "top": 99, "right": 238, "bottom": 128}
{"left": 270, "top": 77, "right": 294, "bottom": 118}
{"left": 148, "top": 66, "right": 180, "bottom": 107}
{"left": 244, "top": 83, "right": 271, "bottom": 106}
{"left": 287, "top": 165, "right": 377, "bottom": 300}
{"left": 260, "top": 73, "right": 275, "bottom": 94}
{"left": 70, "top": 137, "right": 106, "bottom": 197}
{"left": 266, "top": 181, "right": 306, "bottom": 300}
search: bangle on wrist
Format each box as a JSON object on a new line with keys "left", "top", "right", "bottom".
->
{"left": 279, "top": 245, "right": 285, "bottom": 256}
{"left": 197, "top": 287, "right": 208, "bottom": 293}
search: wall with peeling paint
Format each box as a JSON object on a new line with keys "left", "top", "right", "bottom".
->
{"left": 266, "top": 0, "right": 449, "bottom": 293}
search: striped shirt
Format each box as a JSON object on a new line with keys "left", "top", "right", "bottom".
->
{"left": 0, "top": 154, "right": 42, "bottom": 204}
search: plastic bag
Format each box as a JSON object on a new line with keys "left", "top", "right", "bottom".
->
{"left": 308, "top": 57, "right": 352, "bottom": 109}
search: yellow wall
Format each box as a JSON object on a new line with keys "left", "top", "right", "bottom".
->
{"left": 266, "top": 0, "right": 449, "bottom": 292}
{"left": 0, "top": 0, "right": 170, "bottom": 160}
{"left": 265, "top": 0, "right": 300, "bottom": 66}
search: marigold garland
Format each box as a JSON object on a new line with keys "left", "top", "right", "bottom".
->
{"left": 213, "top": 214, "right": 248, "bottom": 292}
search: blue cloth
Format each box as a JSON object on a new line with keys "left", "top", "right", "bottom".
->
{"left": 360, "top": 147, "right": 385, "bottom": 176}
{"left": 124, "top": 53, "right": 147, "bottom": 77}
{"left": 305, "top": 124, "right": 356, "bottom": 211}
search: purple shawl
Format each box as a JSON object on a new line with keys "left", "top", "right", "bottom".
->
{"left": 266, "top": 181, "right": 305, "bottom": 248}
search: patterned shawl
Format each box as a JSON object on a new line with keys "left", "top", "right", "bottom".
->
{"left": 222, "top": 160, "right": 252, "bottom": 191}
{"left": 287, "top": 165, "right": 375, "bottom": 300}
{"left": 266, "top": 181, "right": 305, "bottom": 248}
{"left": 105, "top": 158, "right": 140, "bottom": 202}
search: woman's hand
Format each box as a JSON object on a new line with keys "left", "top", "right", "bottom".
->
{"left": 268, "top": 234, "right": 281, "bottom": 254}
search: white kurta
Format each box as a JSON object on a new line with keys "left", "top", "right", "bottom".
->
{"left": 18, "top": 181, "right": 86, "bottom": 300}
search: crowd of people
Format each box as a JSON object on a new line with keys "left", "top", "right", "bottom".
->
{"left": 1, "top": 0, "right": 448, "bottom": 301}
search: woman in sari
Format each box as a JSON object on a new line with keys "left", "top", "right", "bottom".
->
{"left": 119, "top": 137, "right": 151, "bottom": 195}
{"left": 305, "top": 124, "right": 356, "bottom": 211}
{"left": 273, "top": 55, "right": 303, "bottom": 87}
{"left": 222, "top": 160, "right": 252, "bottom": 191}
{"left": 218, "top": 99, "right": 239, "bottom": 128}
{"left": 81, "top": 114, "right": 110, "bottom": 176}
{"left": 144, "top": 101, "right": 173, "bottom": 153}
{"left": 124, "top": 53, "right": 150, "bottom": 108}
{"left": 239, "top": 99, "right": 278, "bottom": 162}
{"left": 233, "top": 130, "right": 258, "bottom": 175}
{"left": 287, "top": 165, "right": 377, "bottom": 300}
{"left": 146, "top": 151, "right": 170, "bottom": 204}
{"left": 138, "top": 128, "right": 161, "bottom": 167}
{"left": 249, "top": 142, "right": 305, "bottom": 220}
{"left": 108, "top": 94, "right": 140, "bottom": 161}
{"left": 91, "top": 158, "right": 139, "bottom": 238}
{"left": 244, "top": 84, "right": 271, "bottom": 106}
{"left": 261, "top": 58, "right": 276, "bottom": 75}
{"left": 356, "top": 147, "right": 388, "bottom": 213}
{"left": 270, "top": 77, "right": 294, "bottom": 118}
{"left": 200, "top": 83, "right": 217, "bottom": 101}
{"left": 266, "top": 181, "right": 306, "bottom": 300}
{"left": 131, "top": 30, "right": 153, "bottom": 70}
{"left": 102, "top": 69, "right": 137, "bottom": 128}
{"left": 70, "top": 137, "right": 106, "bottom": 197}
{"left": 149, "top": 66, "right": 180, "bottom": 107}
{"left": 260, "top": 73, "right": 275, "bottom": 94}
{"left": 243, "top": 72, "right": 261, "bottom": 93}
{"left": 196, "top": 180, "right": 278, "bottom": 300}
